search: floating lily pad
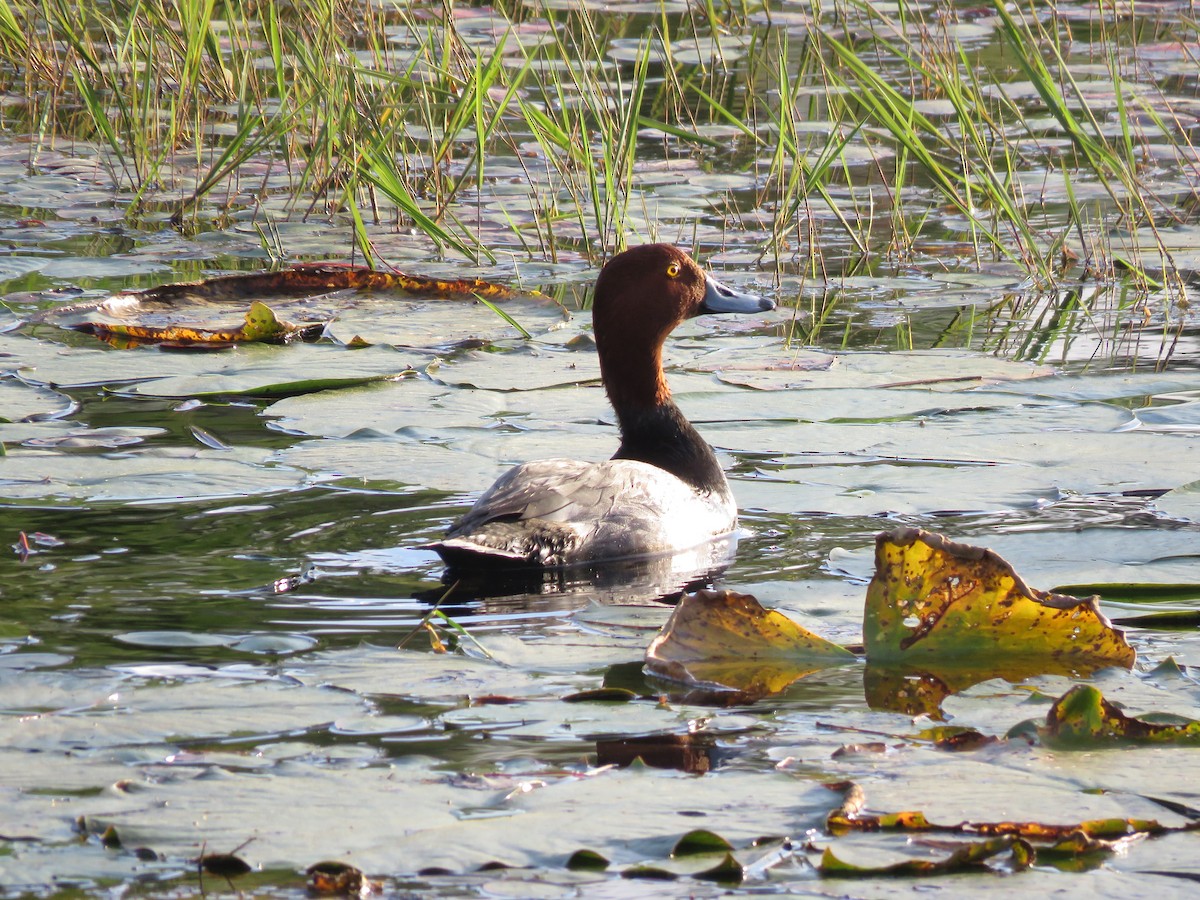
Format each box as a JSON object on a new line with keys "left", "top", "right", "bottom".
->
{"left": 863, "top": 529, "right": 1135, "bottom": 669}
{"left": 0, "top": 379, "right": 74, "bottom": 422}
{"left": 1153, "top": 480, "right": 1200, "bottom": 522}
{"left": 0, "top": 445, "right": 305, "bottom": 502}
{"left": 1044, "top": 684, "right": 1200, "bottom": 746}
{"left": 644, "top": 588, "right": 854, "bottom": 698}
{"left": 114, "top": 631, "right": 239, "bottom": 648}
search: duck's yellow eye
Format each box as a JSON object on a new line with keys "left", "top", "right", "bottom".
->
{"left": 666, "top": 262, "right": 681, "bottom": 278}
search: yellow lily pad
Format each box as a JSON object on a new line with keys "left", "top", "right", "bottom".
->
{"left": 644, "top": 589, "right": 854, "bottom": 699}
{"left": 864, "top": 529, "right": 1135, "bottom": 670}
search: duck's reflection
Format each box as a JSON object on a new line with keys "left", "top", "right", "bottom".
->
{"left": 595, "top": 732, "right": 717, "bottom": 774}
{"left": 430, "top": 534, "right": 740, "bottom": 609}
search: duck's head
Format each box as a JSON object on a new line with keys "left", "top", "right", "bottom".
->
{"left": 592, "top": 244, "right": 774, "bottom": 407}
{"left": 593, "top": 244, "right": 772, "bottom": 338}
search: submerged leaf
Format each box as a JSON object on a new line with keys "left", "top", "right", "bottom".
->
{"left": 864, "top": 529, "right": 1135, "bottom": 670}
{"left": 1044, "top": 684, "right": 1200, "bottom": 746}
{"left": 644, "top": 589, "right": 854, "bottom": 698}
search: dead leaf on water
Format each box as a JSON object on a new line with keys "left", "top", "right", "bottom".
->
{"left": 306, "top": 860, "right": 375, "bottom": 896}
{"left": 821, "top": 780, "right": 1175, "bottom": 874}
{"left": 74, "top": 300, "right": 322, "bottom": 348}
{"left": 41, "top": 263, "right": 538, "bottom": 348}
{"left": 864, "top": 528, "right": 1135, "bottom": 669}
{"left": 63, "top": 263, "right": 534, "bottom": 309}
{"left": 644, "top": 589, "right": 855, "bottom": 699}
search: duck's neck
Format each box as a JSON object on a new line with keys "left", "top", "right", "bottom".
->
{"left": 612, "top": 402, "right": 729, "bottom": 495}
{"left": 600, "top": 344, "right": 729, "bottom": 495}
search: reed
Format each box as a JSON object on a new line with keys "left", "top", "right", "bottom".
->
{"left": 0, "top": 0, "right": 1193, "bottom": 362}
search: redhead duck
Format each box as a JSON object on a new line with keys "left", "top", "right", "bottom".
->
{"left": 431, "top": 244, "right": 774, "bottom": 568}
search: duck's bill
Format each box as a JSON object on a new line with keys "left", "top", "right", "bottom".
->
{"left": 700, "top": 274, "right": 775, "bottom": 314}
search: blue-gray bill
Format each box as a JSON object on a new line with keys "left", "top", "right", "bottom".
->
{"left": 700, "top": 274, "right": 775, "bottom": 314}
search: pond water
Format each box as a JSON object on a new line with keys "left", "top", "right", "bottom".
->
{"left": 3, "top": 0, "right": 1200, "bottom": 895}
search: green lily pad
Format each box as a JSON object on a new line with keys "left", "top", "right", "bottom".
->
{"left": 1044, "top": 684, "right": 1200, "bottom": 746}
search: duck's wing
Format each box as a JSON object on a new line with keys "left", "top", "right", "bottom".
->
{"left": 446, "top": 459, "right": 618, "bottom": 535}
{"left": 429, "top": 459, "right": 732, "bottom": 567}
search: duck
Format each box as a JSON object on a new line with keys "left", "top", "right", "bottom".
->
{"left": 430, "top": 244, "right": 775, "bottom": 568}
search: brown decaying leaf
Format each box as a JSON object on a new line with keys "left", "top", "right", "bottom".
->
{"left": 52, "top": 263, "right": 537, "bottom": 347}
{"left": 864, "top": 528, "right": 1136, "bottom": 669}
{"left": 124, "top": 262, "right": 534, "bottom": 305}
{"left": 307, "top": 860, "right": 374, "bottom": 896}
{"left": 823, "top": 780, "right": 1180, "bottom": 844}
{"left": 75, "top": 300, "right": 321, "bottom": 347}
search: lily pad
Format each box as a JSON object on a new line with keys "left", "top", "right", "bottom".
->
{"left": 0, "top": 445, "right": 305, "bottom": 502}
{"left": 644, "top": 588, "right": 854, "bottom": 698}
{"left": 1044, "top": 684, "right": 1200, "bottom": 746}
{"left": 863, "top": 529, "right": 1136, "bottom": 670}
{"left": 0, "top": 379, "right": 74, "bottom": 422}
{"left": 9, "top": 338, "right": 431, "bottom": 395}
{"left": 1154, "top": 480, "right": 1200, "bottom": 522}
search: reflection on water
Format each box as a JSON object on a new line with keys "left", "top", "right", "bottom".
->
{"left": 433, "top": 534, "right": 739, "bottom": 607}
{"left": 595, "top": 732, "right": 717, "bottom": 773}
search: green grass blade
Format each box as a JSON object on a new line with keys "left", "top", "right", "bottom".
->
{"left": 472, "top": 292, "right": 530, "bottom": 339}
{"left": 358, "top": 148, "right": 484, "bottom": 261}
